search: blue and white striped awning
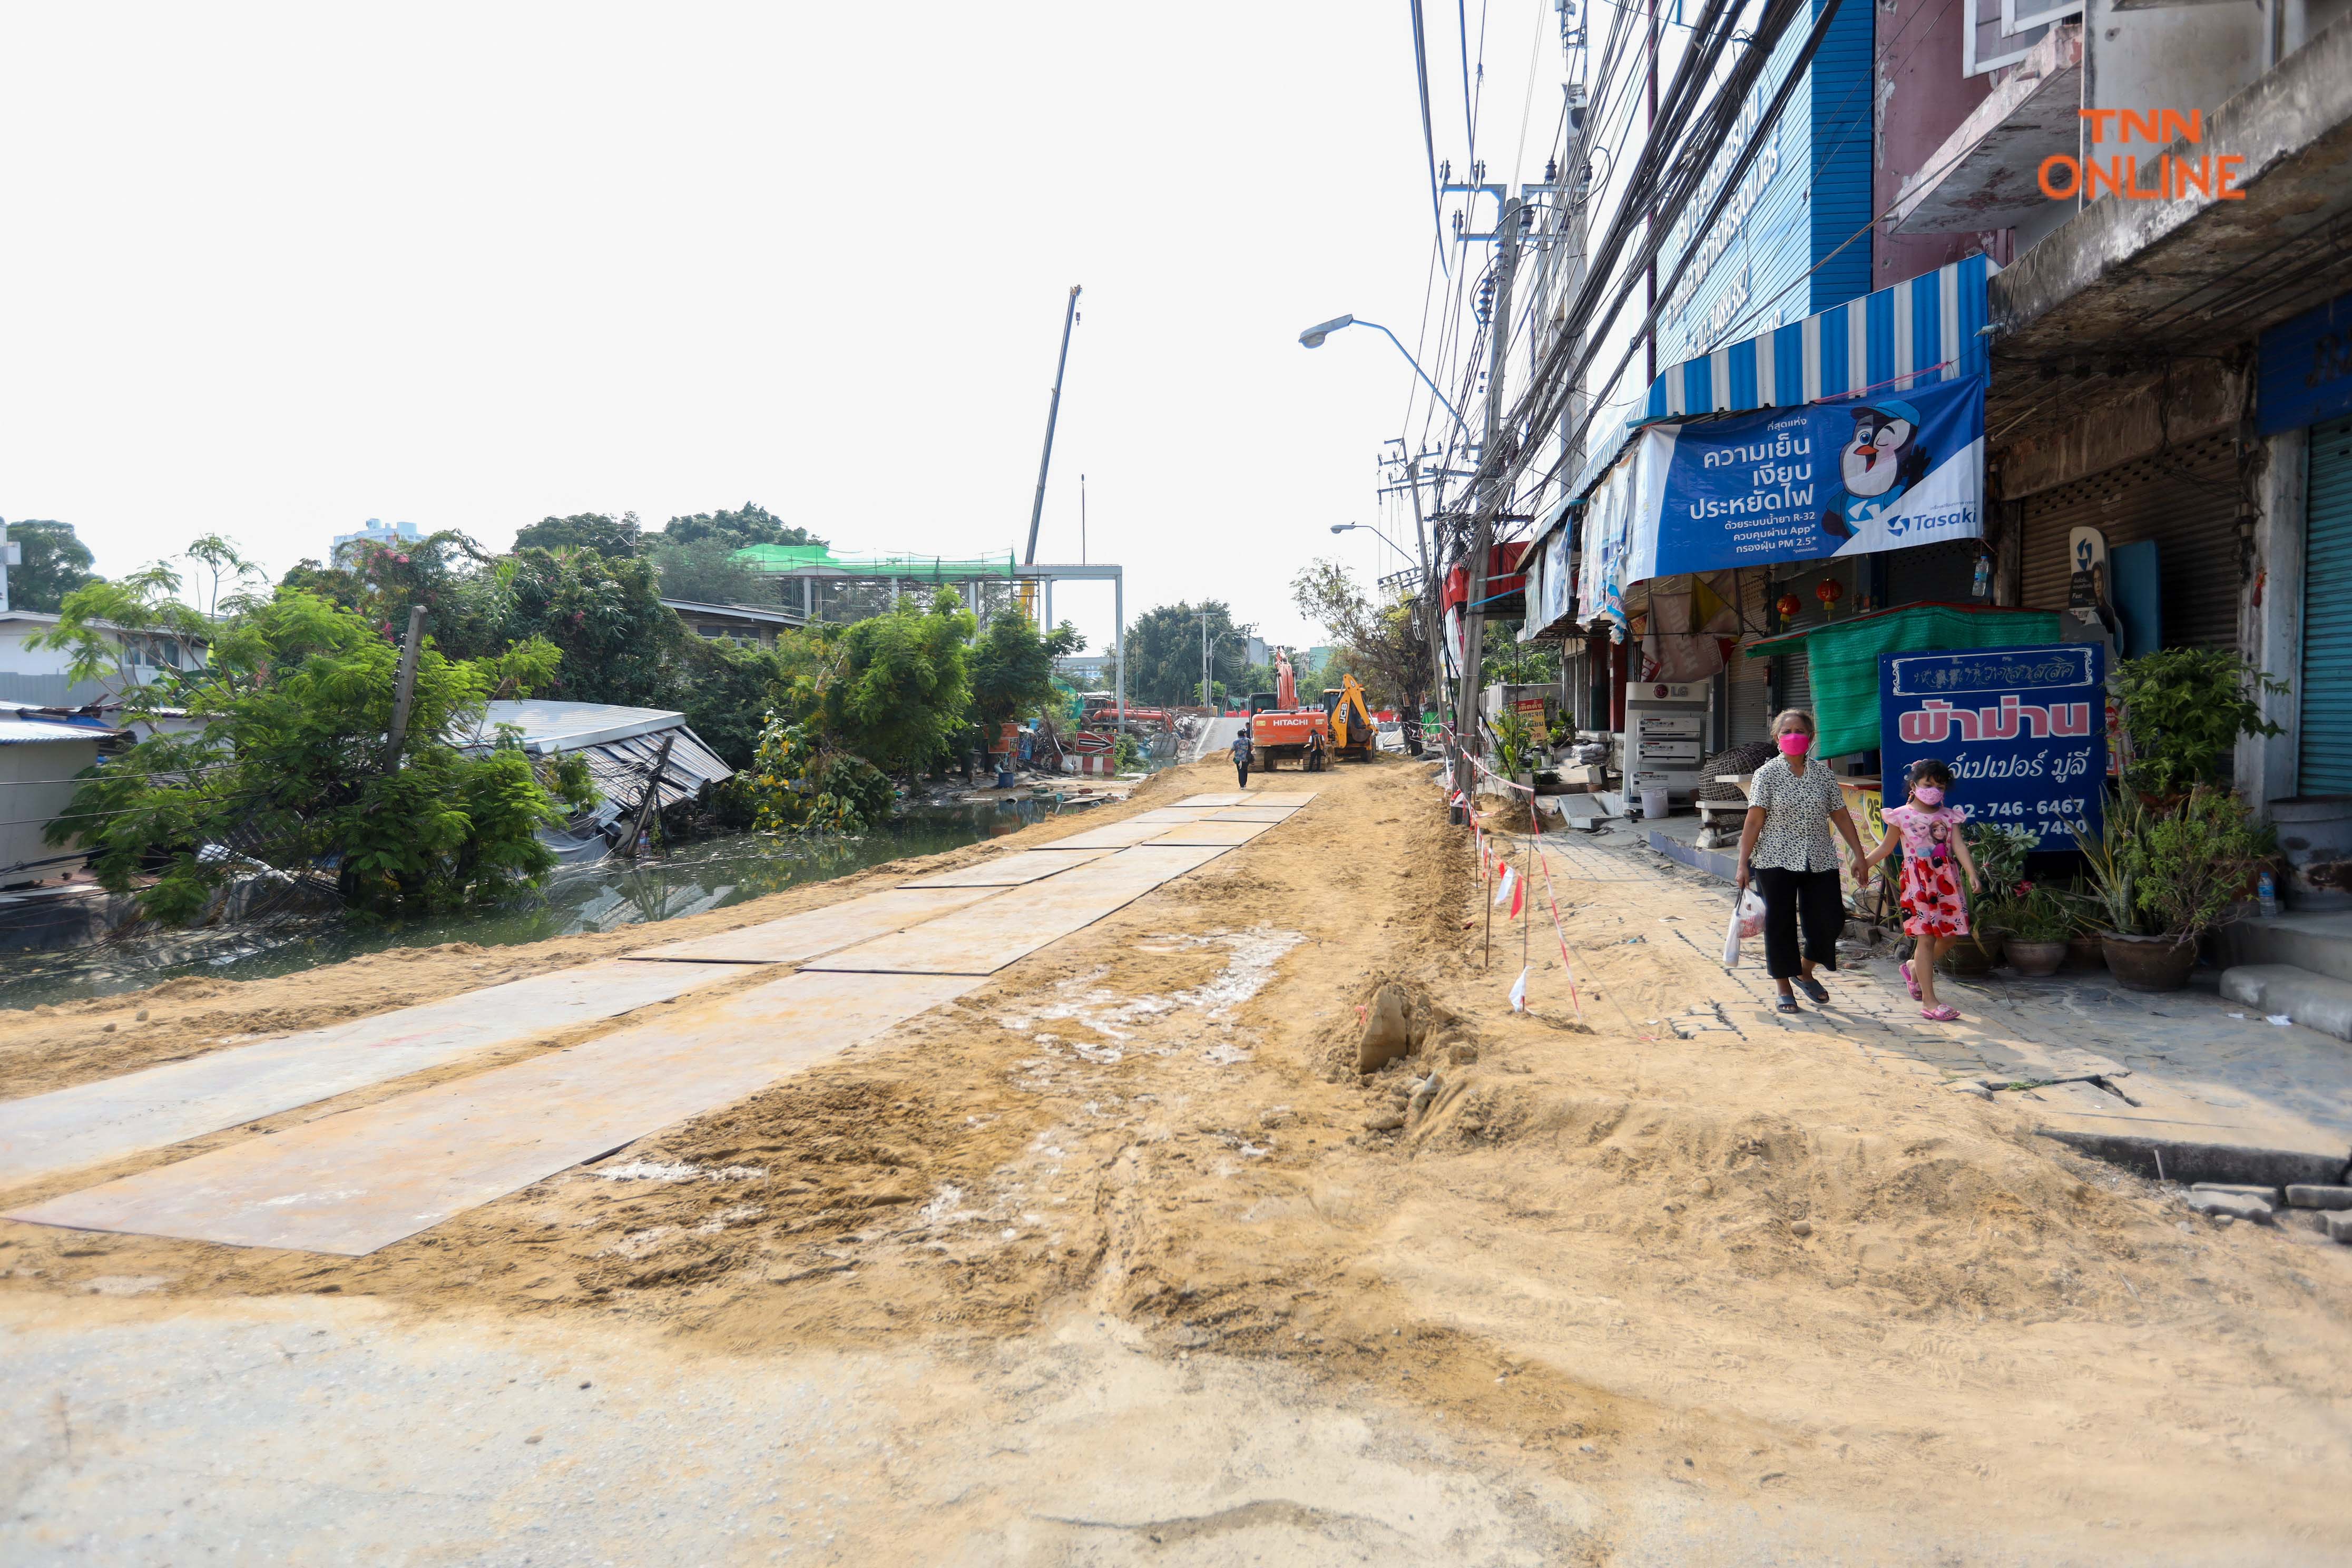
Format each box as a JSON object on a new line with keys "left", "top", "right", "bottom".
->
{"left": 1572, "top": 254, "right": 2000, "bottom": 499}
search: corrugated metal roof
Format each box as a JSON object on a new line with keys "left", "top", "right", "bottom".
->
{"left": 0, "top": 720, "right": 107, "bottom": 746}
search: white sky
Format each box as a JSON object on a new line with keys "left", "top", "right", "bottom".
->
{"left": 2, "top": 4, "right": 1592, "bottom": 657}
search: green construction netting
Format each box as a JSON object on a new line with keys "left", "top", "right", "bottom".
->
{"left": 1743, "top": 603, "right": 2063, "bottom": 758}
{"left": 734, "top": 543, "right": 1016, "bottom": 580}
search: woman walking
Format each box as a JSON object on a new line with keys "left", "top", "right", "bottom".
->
{"left": 1734, "top": 710, "right": 1869, "bottom": 1014}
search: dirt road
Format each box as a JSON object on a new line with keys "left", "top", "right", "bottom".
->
{"left": 5, "top": 754, "right": 2350, "bottom": 1563}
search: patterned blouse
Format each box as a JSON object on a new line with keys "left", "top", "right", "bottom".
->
{"left": 1746, "top": 756, "right": 1847, "bottom": 873}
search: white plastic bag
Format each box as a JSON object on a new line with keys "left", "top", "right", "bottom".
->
{"left": 1722, "top": 888, "right": 1767, "bottom": 968}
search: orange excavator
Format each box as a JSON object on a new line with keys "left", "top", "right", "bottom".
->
{"left": 1247, "top": 650, "right": 1377, "bottom": 769}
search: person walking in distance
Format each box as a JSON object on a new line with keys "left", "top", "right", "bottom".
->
{"left": 1230, "top": 727, "right": 1254, "bottom": 788}
{"left": 1734, "top": 710, "right": 1869, "bottom": 1014}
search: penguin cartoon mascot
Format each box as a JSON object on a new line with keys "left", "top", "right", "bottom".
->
{"left": 1819, "top": 398, "right": 1929, "bottom": 547}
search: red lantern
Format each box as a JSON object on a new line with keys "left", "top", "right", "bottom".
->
{"left": 1815, "top": 579, "right": 1844, "bottom": 605}
{"left": 1775, "top": 592, "right": 1802, "bottom": 620}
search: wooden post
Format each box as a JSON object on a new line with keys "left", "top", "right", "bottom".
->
{"left": 381, "top": 606, "right": 427, "bottom": 771}
{"left": 619, "top": 732, "right": 676, "bottom": 858}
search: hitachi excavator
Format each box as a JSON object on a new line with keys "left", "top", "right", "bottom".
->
{"left": 1247, "top": 650, "right": 1377, "bottom": 770}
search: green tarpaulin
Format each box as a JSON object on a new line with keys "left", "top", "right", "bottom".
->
{"left": 1742, "top": 603, "right": 2062, "bottom": 758}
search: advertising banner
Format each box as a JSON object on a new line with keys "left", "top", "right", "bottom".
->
{"left": 1622, "top": 373, "right": 1985, "bottom": 582}
{"left": 1878, "top": 641, "right": 2106, "bottom": 851}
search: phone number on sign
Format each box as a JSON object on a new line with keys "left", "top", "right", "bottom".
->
{"left": 1960, "top": 798, "right": 2090, "bottom": 825}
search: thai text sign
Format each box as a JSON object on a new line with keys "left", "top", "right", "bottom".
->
{"left": 1879, "top": 642, "right": 2105, "bottom": 851}
{"left": 1621, "top": 373, "right": 1984, "bottom": 582}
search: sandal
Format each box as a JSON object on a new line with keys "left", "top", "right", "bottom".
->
{"left": 1776, "top": 996, "right": 1801, "bottom": 1015}
{"left": 1919, "top": 1004, "right": 1959, "bottom": 1022}
{"left": 1795, "top": 974, "right": 1829, "bottom": 1005}
{"left": 1900, "top": 960, "right": 1921, "bottom": 1000}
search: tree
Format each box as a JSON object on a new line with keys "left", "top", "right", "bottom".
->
{"left": 648, "top": 534, "right": 770, "bottom": 606}
{"left": 1290, "top": 558, "right": 1430, "bottom": 711}
{"left": 970, "top": 613, "right": 1083, "bottom": 730}
{"left": 497, "top": 547, "right": 682, "bottom": 708}
{"left": 279, "top": 529, "right": 505, "bottom": 661}
{"left": 673, "top": 636, "right": 790, "bottom": 771}
{"left": 48, "top": 589, "right": 574, "bottom": 924}
{"left": 1123, "top": 600, "right": 1248, "bottom": 706}
{"left": 4, "top": 520, "right": 100, "bottom": 613}
{"left": 817, "top": 589, "right": 976, "bottom": 775}
{"left": 1480, "top": 621, "right": 1560, "bottom": 688}
{"left": 184, "top": 534, "right": 268, "bottom": 620}
{"left": 513, "top": 512, "right": 643, "bottom": 557}
{"left": 660, "top": 502, "right": 825, "bottom": 551}
{"left": 26, "top": 563, "right": 215, "bottom": 705}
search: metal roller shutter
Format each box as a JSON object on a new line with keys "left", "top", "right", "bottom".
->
{"left": 2018, "top": 430, "right": 2243, "bottom": 651}
{"left": 1773, "top": 648, "right": 1811, "bottom": 725}
{"left": 2302, "top": 416, "right": 2352, "bottom": 794}
{"left": 1728, "top": 570, "right": 1772, "bottom": 746}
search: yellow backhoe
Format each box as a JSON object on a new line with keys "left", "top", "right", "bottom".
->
{"left": 1322, "top": 674, "right": 1378, "bottom": 762}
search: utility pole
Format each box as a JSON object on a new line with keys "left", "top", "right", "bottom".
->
{"left": 1405, "top": 459, "right": 1444, "bottom": 723}
{"left": 381, "top": 606, "right": 427, "bottom": 771}
{"left": 1452, "top": 197, "right": 1523, "bottom": 806}
{"left": 1645, "top": 0, "right": 1660, "bottom": 385}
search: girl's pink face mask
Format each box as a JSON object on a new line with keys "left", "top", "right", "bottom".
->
{"left": 1914, "top": 785, "right": 1945, "bottom": 806}
{"left": 1776, "top": 733, "right": 1810, "bottom": 758}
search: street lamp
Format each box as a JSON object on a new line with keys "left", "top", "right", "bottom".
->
{"left": 1330, "top": 521, "right": 1415, "bottom": 557}
{"left": 1297, "top": 315, "right": 1467, "bottom": 430}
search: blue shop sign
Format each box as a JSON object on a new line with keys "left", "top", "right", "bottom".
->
{"left": 1879, "top": 642, "right": 2106, "bottom": 851}
{"left": 2258, "top": 288, "right": 2352, "bottom": 435}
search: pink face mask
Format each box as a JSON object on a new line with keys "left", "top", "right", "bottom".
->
{"left": 1914, "top": 785, "right": 1945, "bottom": 806}
{"left": 1776, "top": 733, "right": 1810, "bottom": 758}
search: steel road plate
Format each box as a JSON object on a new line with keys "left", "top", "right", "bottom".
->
{"left": 6, "top": 971, "right": 979, "bottom": 1256}
{"left": 621, "top": 886, "right": 1002, "bottom": 963}
{"left": 1030, "top": 818, "right": 1181, "bottom": 850}
{"left": 0, "top": 960, "right": 746, "bottom": 1191}
{"left": 1138, "top": 820, "right": 1277, "bottom": 847}
{"left": 899, "top": 848, "right": 1114, "bottom": 887}
{"left": 802, "top": 844, "right": 1229, "bottom": 975}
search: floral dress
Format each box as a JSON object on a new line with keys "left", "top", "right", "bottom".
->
{"left": 1884, "top": 803, "right": 1970, "bottom": 937}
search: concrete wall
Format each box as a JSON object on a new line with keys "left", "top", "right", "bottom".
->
{"left": 1993, "top": 359, "right": 2247, "bottom": 499}
{"left": 1875, "top": 0, "right": 2002, "bottom": 287}
{"left": 2087, "top": 0, "right": 2352, "bottom": 127}
{"left": 2239, "top": 427, "right": 2308, "bottom": 809}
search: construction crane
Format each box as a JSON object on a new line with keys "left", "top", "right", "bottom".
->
{"left": 1019, "top": 285, "right": 1081, "bottom": 622}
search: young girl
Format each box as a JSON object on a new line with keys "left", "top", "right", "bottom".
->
{"left": 1857, "top": 758, "right": 1979, "bottom": 1022}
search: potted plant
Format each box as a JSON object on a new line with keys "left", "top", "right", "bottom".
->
{"left": 2082, "top": 790, "right": 2261, "bottom": 991}
{"left": 1998, "top": 885, "right": 2072, "bottom": 976}
{"left": 1492, "top": 707, "right": 1537, "bottom": 790}
{"left": 2113, "top": 649, "right": 2286, "bottom": 805}
{"left": 2058, "top": 879, "right": 2109, "bottom": 972}
{"left": 1938, "top": 820, "right": 2035, "bottom": 977}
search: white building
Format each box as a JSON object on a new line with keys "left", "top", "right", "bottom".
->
{"left": 0, "top": 610, "right": 206, "bottom": 709}
{"left": 331, "top": 517, "right": 422, "bottom": 564}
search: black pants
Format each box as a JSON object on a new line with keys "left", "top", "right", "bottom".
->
{"left": 1755, "top": 865, "right": 1843, "bottom": 981}
{"left": 1234, "top": 758, "right": 1251, "bottom": 787}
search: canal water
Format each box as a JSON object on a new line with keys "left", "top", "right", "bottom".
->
{"left": 0, "top": 802, "right": 1047, "bottom": 1012}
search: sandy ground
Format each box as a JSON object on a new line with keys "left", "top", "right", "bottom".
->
{"left": 5, "top": 752, "right": 2352, "bottom": 1564}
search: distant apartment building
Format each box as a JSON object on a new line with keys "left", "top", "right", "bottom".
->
{"left": 331, "top": 518, "right": 422, "bottom": 564}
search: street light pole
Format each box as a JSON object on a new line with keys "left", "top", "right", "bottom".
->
{"left": 1297, "top": 315, "right": 1468, "bottom": 436}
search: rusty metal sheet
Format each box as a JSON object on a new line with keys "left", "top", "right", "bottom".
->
{"left": 6, "top": 970, "right": 978, "bottom": 1256}
{"left": 1173, "top": 793, "right": 1252, "bottom": 807}
{"left": 803, "top": 844, "right": 1228, "bottom": 975}
{"left": 0, "top": 961, "right": 744, "bottom": 1191}
{"left": 622, "top": 886, "right": 1000, "bottom": 963}
{"left": 1205, "top": 807, "right": 1299, "bottom": 822}
{"left": 1029, "top": 818, "right": 1180, "bottom": 850}
{"left": 1140, "top": 820, "right": 1277, "bottom": 847}
{"left": 898, "top": 847, "right": 1113, "bottom": 887}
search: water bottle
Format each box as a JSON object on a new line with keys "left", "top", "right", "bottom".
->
{"left": 2258, "top": 871, "right": 2278, "bottom": 918}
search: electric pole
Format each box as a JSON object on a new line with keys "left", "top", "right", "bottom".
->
{"left": 1405, "top": 459, "right": 1444, "bottom": 722}
{"left": 1453, "top": 196, "right": 1522, "bottom": 806}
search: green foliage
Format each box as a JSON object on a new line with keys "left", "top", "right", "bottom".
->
{"left": 674, "top": 636, "right": 790, "bottom": 771}
{"left": 2126, "top": 787, "right": 2265, "bottom": 937}
{"left": 1113, "top": 733, "right": 1145, "bottom": 772}
{"left": 513, "top": 512, "right": 643, "bottom": 557}
{"left": 497, "top": 547, "right": 681, "bottom": 706}
{"left": 744, "top": 718, "right": 892, "bottom": 834}
{"left": 1961, "top": 819, "right": 2037, "bottom": 901}
{"left": 660, "top": 502, "right": 824, "bottom": 551}
{"left": 1492, "top": 705, "right": 1535, "bottom": 776}
{"left": 1995, "top": 884, "right": 2073, "bottom": 943}
{"left": 1292, "top": 558, "right": 1429, "bottom": 710}
{"left": 48, "top": 589, "right": 571, "bottom": 923}
{"left": 2115, "top": 649, "right": 2286, "bottom": 797}
{"left": 4, "top": 520, "right": 101, "bottom": 612}
{"left": 1122, "top": 601, "right": 1247, "bottom": 707}
{"left": 649, "top": 535, "right": 771, "bottom": 606}
{"left": 281, "top": 530, "right": 505, "bottom": 661}
{"left": 970, "top": 613, "right": 1083, "bottom": 730}
{"left": 2074, "top": 799, "right": 2151, "bottom": 936}
{"left": 817, "top": 589, "right": 976, "bottom": 775}
{"left": 1481, "top": 621, "right": 1560, "bottom": 688}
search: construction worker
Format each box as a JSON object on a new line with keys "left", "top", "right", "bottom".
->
{"left": 1230, "top": 727, "right": 1253, "bottom": 788}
